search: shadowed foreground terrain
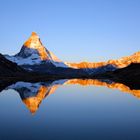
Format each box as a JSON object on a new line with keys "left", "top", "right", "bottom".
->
{"left": 1, "top": 50, "right": 140, "bottom": 91}
{"left": 96, "top": 63, "right": 140, "bottom": 89}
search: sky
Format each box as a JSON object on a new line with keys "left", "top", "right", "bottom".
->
{"left": 0, "top": 0, "right": 140, "bottom": 62}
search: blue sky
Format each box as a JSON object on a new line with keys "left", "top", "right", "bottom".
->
{"left": 0, "top": 0, "right": 140, "bottom": 62}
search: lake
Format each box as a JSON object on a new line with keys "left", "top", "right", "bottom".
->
{"left": 0, "top": 79, "right": 140, "bottom": 140}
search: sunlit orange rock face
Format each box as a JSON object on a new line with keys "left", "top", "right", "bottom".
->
{"left": 24, "top": 32, "right": 49, "bottom": 60}
{"left": 67, "top": 51, "right": 140, "bottom": 69}
{"left": 65, "top": 79, "right": 140, "bottom": 99}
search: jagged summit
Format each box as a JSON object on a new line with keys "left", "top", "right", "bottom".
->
{"left": 5, "top": 32, "right": 67, "bottom": 68}
{"left": 24, "top": 32, "right": 42, "bottom": 49}
{"left": 17, "top": 32, "right": 49, "bottom": 60}
{"left": 31, "top": 32, "right": 38, "bottom": 36}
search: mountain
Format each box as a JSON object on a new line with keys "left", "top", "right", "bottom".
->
{"left": 93, "top": 63, "right": 140, "bottom": 89}
{"left": 4, "top": 32, "right": 109, "bottom": 75}
{"left": 4, "top": 32, "right": 118, "bottom": 75}
{"left": 0, "top": 52, "right": 84, "bottom": 84}
{"left": 4, "top": 32, "right": 140, "bottom": 76}
{"left": 67, "top": 51, "right": 140, "bottom": 69}
{"left": 5, "top": 32, "right": 68, "bottom": 70}
{"left": 0, "top": 53, "right": 30, "bottom": 91}
{"left": 0, "top": 53, "right": 26, "bottom": 76}
{"left": 109, "top": 63, "right": 140, "bottom": 89}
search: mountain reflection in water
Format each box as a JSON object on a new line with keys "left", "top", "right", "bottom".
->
{"left": 3, "top": 79, "right": 140, "bottom": 114}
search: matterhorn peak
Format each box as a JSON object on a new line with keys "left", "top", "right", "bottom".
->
{"left": 24, "top": 32, "right": 43, "bottom": 49}
{"left": 5, "top": 32, "right": 68, "bottom": 68}
{"left": 21, "top": 32, "right": 49, "bottom": 60}
{"left": 31, "top": 32, "right": 39, "bottom": 37}
{"left": 28, "top": 32, "right": 40, "bottom": 42}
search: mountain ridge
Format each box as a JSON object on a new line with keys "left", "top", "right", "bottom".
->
{"left": 3, "top": 32, "right": 140, "bottom": 76}
{"left": 67, "top": 51, "right": 140, "bottom": 69}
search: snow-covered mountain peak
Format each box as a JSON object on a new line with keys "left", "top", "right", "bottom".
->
{"left": 5, "top": 32, "right": 68, "bottom": 68}
{"left": 21, "top": 32, "right": 49, "bottom": 60}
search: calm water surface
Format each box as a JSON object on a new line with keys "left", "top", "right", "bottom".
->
{"left": 0, "top": 79, "right": 140, "bottom": 140}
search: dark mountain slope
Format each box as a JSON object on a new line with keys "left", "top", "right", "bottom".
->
{"left": 113, "top": 63, "right": 140, "bottom": 79}
{"left": 95, "top": 63, "right": 140, "bottom": 89}
{"left": 112, "top": 63, "right": 140, "bottom": 89}
{"left": 0, "top": 53, "right": 26, "bottom": 76}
